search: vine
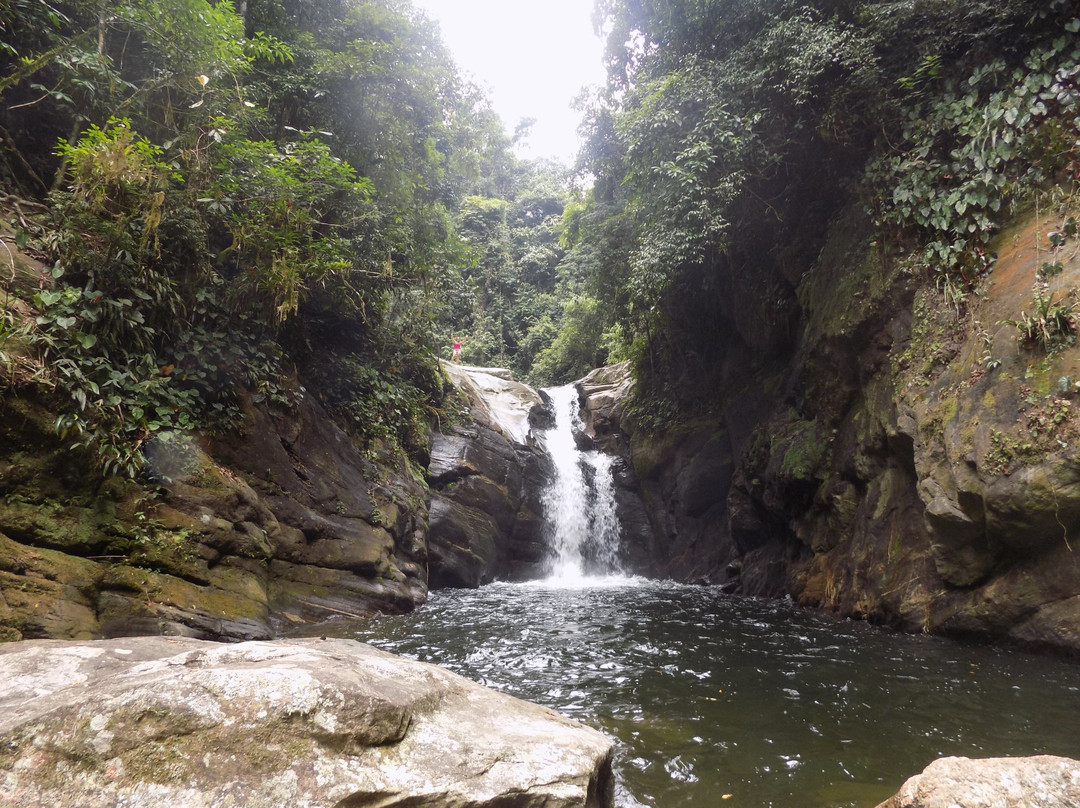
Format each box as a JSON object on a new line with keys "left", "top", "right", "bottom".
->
{"left": 869, "top": 21, "right": 1080, "bottom": 285}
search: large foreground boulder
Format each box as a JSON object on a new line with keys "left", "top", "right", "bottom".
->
{"left": 0, "top": 637, "right": 614, "bottom": 808}
{"left": 875, "top": 755, "right": 1080, "bottom": 808}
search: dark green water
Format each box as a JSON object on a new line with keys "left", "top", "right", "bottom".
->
{"left": 321, "top": 578, "right": 1080, "bottom": 808}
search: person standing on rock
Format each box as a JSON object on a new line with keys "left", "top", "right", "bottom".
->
{"left": 452, "top": 335, "right": 462, "bottom": 362}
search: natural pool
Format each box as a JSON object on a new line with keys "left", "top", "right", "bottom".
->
{"left": 323, "top": 578, "right": 1080, "bottom": 808}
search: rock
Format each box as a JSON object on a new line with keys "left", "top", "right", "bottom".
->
{"left": 583, "top": 201, "right": 1080, "bottom": 653}
{"left": 0, "top": 636, "right": 615, "bottom": 808}
{"left": 923, "top": 493, "right": 996, "bottom": 587}
{"left": 577, "top": 361, "right": 633, "bottom": 451}
{"left": 623, "top": 419, "right": 738, "bottom": 582}
{"left": 427, "top": 493, "right": 501, "bottom": 587}
{"left": 0, "top": 390, "right": 429, "bottom": 643}
{"left": 427, "top": 373, "right": 552, "bottom": 584}
{"left": 574, "top": 364, "right": 660, "bottom": 576}
{"left": 875, "top": 755, "right": 1080, "bottom": 808}
{"left": 442, "top": 362, "right": 545, "bottom": 445}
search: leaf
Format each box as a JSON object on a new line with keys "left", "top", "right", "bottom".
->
{"left": 76, "top": 332, "right": 97, "bottom": 349}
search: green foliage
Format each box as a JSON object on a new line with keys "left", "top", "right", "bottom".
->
{"left": 576, "top": 0, "right": 911, "bottom": 406}
{"left": 565, "top": 0, "right": 1080, "bottom": 431}
{"left": 528, "top": 296, "right": 609, "bottom": 386}
{"left": 33, "top": 280, "right": 199, "bottom": 479}
{"left": 306, "top": 351, "right": 439, "bottom": 459}
{"left": 622, "top": 389, "right": 681, "bottom": 437}
{"left": 50, "top": 118, "right": 176, "bottom": 291}
{"left": 208, "top": 129, "right": 374, "bottom": 321}
{"left": 1009, "top": 285, "right": 1079, "bottom": 352}
{"left": 0, "top": 0, "right": 552, "bottom": 483}
{"left": 616, "top": 60, "right": 764, "bottom": 313}
{"left": 869, "top": 27, "right": 1080, "bottom": 283}
{"left": 444, "top": 161, "right": 573, "bottom": 379}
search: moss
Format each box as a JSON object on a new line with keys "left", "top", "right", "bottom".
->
{"left": 797, "top": 204, "right": 899, "bottom": 342}
{"left": 1023, "top": 355, "right": 1058, "bottom": 396}
{"left": 921, "top": 387, "right": 961, "bottom": 444}
{"left": 0, "top": 532, "right": 103, "bottom": 587}
{"left": 120, "top": 724, "right": 316, "bottom": 785}
{"left": 778, "top": 419, "right": 830, "bottom": 483}
{"left": 0, "top": 500, "right": 108, "bottom": 553}
{"left": 102, "top": 565, "right": 268, "bottom": 621}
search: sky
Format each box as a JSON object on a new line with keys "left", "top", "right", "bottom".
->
{"left": 411, "top": 0, "right": 608, "bottom": 165}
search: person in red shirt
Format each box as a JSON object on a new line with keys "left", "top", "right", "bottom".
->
{"left": 452, "top": 335, "right": 462, "bottom": 362}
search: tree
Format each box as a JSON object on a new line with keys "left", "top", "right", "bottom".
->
{"left": 570, "top": 0, "right": 1067, "bottom": 418}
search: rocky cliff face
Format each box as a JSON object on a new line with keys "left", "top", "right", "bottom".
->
{"left": 588, "top": 202, "right": 1080, "bottom": 654}
{"left": 576, "top": 364, "right": 660, "bottom": 576}
{"left": 0, "top": 356, "right": 567, "bottom": 642}
{"left": 426, "top": 364, "right": 552, "bottom": 585}
{"left": 0, "top": 389, "right": 429, "bottom": 642}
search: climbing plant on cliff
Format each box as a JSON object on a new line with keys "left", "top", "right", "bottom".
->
{"left": 868, "top": 18, "right": 1080, "bottom": 285}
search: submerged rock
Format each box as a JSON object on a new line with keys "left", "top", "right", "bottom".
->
{"left": 875, "top": 755, "right": 1080, "bottom": 808}
{"left": 0, "top": 636, "right": 614, "bottom": 808}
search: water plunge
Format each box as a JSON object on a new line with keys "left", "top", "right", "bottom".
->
{"left": 539, "top": 385, "right": 623, "bottom": 580}
{"left": 341, "top": 583, "right": 1080, "bottom": 808}
{"left": 311, "top": 379, "right": 1080, "bottom": 807}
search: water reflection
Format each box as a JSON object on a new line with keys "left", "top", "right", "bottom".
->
{"left": 310, "top": 580, "right": 1080, "bottom": 808}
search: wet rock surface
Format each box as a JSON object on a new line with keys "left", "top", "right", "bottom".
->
{"left": 427, "top": 365, "right": 551, "bottom": 584}
{"left": 0, "top": 392, "right": 428, "bottom": 642}
{"left": 574, "top": 363, "right": 660, "bottom": 577}
{"left": 587, "top": 204, "right": 1080, "bottom": 652}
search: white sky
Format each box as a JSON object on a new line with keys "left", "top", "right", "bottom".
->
{"left": 411, "top": 0, "right": 607, "bottom": 164}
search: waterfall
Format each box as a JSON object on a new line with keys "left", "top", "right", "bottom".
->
{"left": 539, "top": 385, "right": 623, "bottom": 580}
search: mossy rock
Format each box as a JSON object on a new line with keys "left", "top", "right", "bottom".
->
{"left": 0, "top": 532, "right": 104, "bottom": 639}
{"left": 101, "top": 564, "right": 268, "bottom": 622}
{"left": 775, "top": 418, "right": 831, "bottom": 485}
{"left": 0, "top": 499, "right": 113, "bottom": 554}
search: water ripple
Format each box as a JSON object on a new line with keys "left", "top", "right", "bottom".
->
{"left": 312, "top": 579, "right": 1080, "bottom": 808}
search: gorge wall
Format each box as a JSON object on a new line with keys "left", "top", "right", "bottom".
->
{"left": 0, "top": 383, "right": 430, "bottom": 642}
{"left": 0, "top": 328, "right": 557, "bottom": 641}
{"left": 7, "top": 198, "right": 1080, "bottom": 656}
{"left": 581, "top": 202, "right": 1080, "bottom": 654}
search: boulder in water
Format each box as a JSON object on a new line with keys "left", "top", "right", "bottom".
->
{"left": 0, "top": 636, "right": 615, "bottom": 808}
{"left": 875, "top": 755, "right": 1080, "bottom": 808}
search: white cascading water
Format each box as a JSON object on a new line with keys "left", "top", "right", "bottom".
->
{"left": 540, "top": 385, "right": 623, "bottom": 581}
